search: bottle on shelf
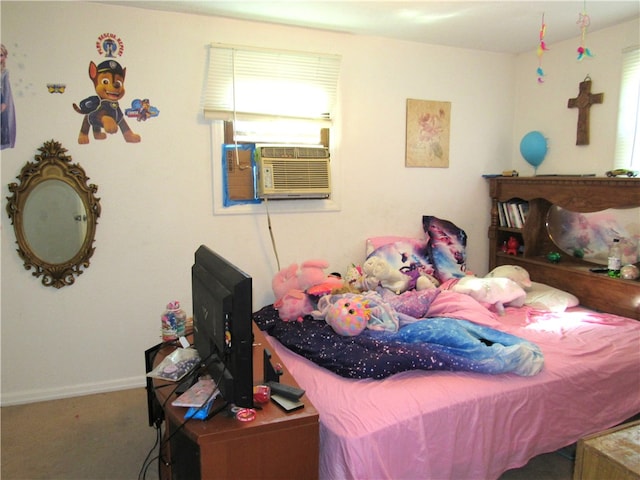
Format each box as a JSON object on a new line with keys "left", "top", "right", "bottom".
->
{"left": 607, "top": 239, "right": 622, "bottom": 278}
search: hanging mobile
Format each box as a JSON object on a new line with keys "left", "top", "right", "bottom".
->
{"left": 576, "top": 1, "right": 594, "bottom": 60}
{"left": 536, "top": 13, "right": 549, "bottom": 83}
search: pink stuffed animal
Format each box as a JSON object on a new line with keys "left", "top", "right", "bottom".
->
{"left": 272, "top": 263, "right": 300, "bottom": 303}
{"left": 272, "top": 260, "right": 343, "bottom": 322}
{"left": 274, "top": 289, "right": 314, "bottom": 322}
{"left": 298, "top": 260, "right": 338, "bottom": 290}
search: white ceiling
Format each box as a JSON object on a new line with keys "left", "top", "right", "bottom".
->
{"left": 104, "top": 1, "right": 639, "bottom": 54}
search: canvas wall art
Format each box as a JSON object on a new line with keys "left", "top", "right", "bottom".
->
{"left": 405, "top": 98, "right": 451, "bottom": 168}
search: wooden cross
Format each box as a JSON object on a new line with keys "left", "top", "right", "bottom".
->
{"left": 567, "top": 76, "right": 603, "bottom": 145}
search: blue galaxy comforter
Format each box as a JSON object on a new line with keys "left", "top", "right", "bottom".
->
{"left": 253, "top": 304, "right": 544, "bottom": 379}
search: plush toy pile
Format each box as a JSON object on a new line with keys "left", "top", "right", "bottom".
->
{"left": 262, "top": 216, "right": 547, "bottom": 379}
{"left": 272, "top": 260, "right": 344, "bottom": 322}
{"left": 272, "top": 257, "right": 532, "bottom": 334}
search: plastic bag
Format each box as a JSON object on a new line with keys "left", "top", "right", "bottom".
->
{"left": 146, "top": 348, "right": 200, "bottom": 381}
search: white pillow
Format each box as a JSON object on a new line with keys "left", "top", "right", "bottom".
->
{"left": 524, "top": 281, "right": 579, "bottom": 312}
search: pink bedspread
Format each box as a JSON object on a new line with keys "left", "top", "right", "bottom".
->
{"left": 264, "top": 304, "right": 640, "bottom": 480}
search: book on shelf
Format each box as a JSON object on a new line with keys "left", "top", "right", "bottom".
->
{"left": 517, "top": 202, "right": 529, "bottom": 225}
{"left": 507, "top": 202, "right": 522, "bottom": 228}
{"left": 497, "top": 200, "right": 528, "bottom": 228}
{"left": 497, "top": 203, "right": 507, "bottom": 228}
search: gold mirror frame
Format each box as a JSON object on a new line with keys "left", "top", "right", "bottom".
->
{"left": 6, "top": 140, "right": 101, "bottom": 288}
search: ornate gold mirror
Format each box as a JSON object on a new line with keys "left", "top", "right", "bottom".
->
{"left": 6, "top": 140, "right": 101, "bottom": 288}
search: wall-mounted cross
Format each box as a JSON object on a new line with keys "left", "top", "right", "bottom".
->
{"left": 567, "top": 76, "right": 603, "bottom": 145}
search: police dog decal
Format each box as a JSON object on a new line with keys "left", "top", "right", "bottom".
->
{"left": 73, "top": 60, "right": 140, "bottom": 144}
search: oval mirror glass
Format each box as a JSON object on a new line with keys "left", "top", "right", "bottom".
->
{"left": 23, "top": 179, "right": 88, "bottom": 264}
{"left": 546, "top": 205, "right": 639, "bottom": 265}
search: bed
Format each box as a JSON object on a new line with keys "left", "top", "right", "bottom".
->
{"left": 253, "top": 216, "right": 640, "bottom": 480}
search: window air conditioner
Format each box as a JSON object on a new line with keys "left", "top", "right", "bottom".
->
{"left": 255, "top": 144, "right": 331, "bottom": 199}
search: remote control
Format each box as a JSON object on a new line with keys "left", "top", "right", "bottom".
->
{"left": 266, "top": 381, "right": 305, "bottom": 400}
{"left": 589, "top": 267, "right": 608, "bottom": 274}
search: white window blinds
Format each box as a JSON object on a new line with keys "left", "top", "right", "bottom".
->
{"left": 203, "top": 44, "right": 341, "bottom": 122}
{"left": 614, "top": 45, "right": 640, "bottom": 170}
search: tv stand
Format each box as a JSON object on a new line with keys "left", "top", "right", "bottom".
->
{"left": 151, "top": 323, "right": 319, "bottom": 479}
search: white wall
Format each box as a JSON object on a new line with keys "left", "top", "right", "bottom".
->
{"left": 0, "top": 1, "right": 635, "bottom": 405}
{"left": 513, "top": 19, "right": 639, "bottom": 175}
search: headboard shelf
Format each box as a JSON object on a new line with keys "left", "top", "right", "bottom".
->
{"left": 487, "top": 176, "right": 639, "bottom": 319}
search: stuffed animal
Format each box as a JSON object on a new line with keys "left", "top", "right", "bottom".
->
{"left": 485, "top": 265, "right": 532, "bottom": 289}
{"left": 506, "top": 236, "right": 520, "bottom": 256}
{"left": 298, "top": 260, "right": 340, "bottom": 291}
{"left": 444, "top": 275, "right": 527, "bottom": 315}
{"left": 272, "top": 260, "right": 343, "bottom": 322}
{"left": 273, "top": 289, "right": 314, "bottom": 323}
{"left": 272, "top": 263, "right": 301, "bottom": 303}
{"left": 362, "top": 256, "right": 410, "bottom": 294}
{"left": 307, "top": 274, "right": 345, "bottom": 298}
{"left": 325, "top": 295, "right": 371, "bottom": 336}
{"left": 399, "top": 264, "right": 441, "bottom": 291}
{"left": 415, "top": 272, "right": 440, "bottom": 291}
{"left": 344, "top": 264, "right": 366, "bottom": 292}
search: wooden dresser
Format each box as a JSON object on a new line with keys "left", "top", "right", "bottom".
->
{"left": 487, "top": 176, "right": 640, "bottom": 319}
{"left": 152, "top": 324, "right": 319, "bottom": 480}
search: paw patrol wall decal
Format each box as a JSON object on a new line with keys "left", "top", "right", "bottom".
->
{"left": 47, "top": 84, "right": 66, "bottom": 94}
{"left": 73, "top": 60, "right": 141, "bottom": 144}
{"left": 96, "top": 33, "right": 124, "bottom": 58}
{"left": 125, "top": 98, "right": 159, "bottom": 122}
{"left": 72, "top": 33, "right": 159, "bottom": 145}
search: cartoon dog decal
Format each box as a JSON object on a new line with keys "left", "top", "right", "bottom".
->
{"left": 73, "top": 60, "right": 140, "bottom": 144}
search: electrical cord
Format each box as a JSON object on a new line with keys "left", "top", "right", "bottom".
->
{"left": 144, "top": 345, "right": 218, "bottom": 476}
{"left": 138, "top": 420, "right": 161, "bottom": 480}
{"left": 156, "top": 358, "right": 230, "bottom": 469}
{"left": 265, "top": 198, "right": 281, "bottom": 271}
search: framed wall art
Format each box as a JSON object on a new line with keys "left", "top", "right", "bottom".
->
{"left": 405, "top": 98, "right": 451, "bottom": 168}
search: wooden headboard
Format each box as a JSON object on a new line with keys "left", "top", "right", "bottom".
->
{"left": 487, "top": 176, "right": 640, "bottom": 319}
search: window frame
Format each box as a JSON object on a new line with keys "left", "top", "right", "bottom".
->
{"left": 210, "top": 122, "right": 341, "bottom": 216}
{"left": 221, "top": 122, "right": 331, "bottom": 204}
{"left": 614, "top": 45, "right": 640, "bottom": 171}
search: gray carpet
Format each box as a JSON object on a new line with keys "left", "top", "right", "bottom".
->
{"left": 1, "top": 388, "right": 573, "bottom": 479}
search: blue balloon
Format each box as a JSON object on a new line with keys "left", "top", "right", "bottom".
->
{"left": 519, "top": 131, "right": 548, "bottom": 168}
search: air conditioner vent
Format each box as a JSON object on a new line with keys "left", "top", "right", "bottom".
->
{"left": 259, "top": 146, "right": 330, "bottom": 159}
{"left": 260, "top": 146, "right": 296, "bottom": 158}
{"left": 268, "top": 159, "right": 330, "bottom": 189}
{"left": 256, "top": 144, "right": 331, "bottom": 199}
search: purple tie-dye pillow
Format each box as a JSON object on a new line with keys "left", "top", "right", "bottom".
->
{"left": 422, "top": 216, "right": 467, "bottom": 283}
{"left": 365, "top": 238, "right": 436, "bottom": 290}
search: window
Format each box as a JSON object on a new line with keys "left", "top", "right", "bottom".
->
{"left": 203, "top": 44, "right": 341, "bottom": 213}
{"left": 614, "top": 45, "right": 640, "bottom": 171}
{"left": 204, "top": 44, "right": 340, "bottom": 122}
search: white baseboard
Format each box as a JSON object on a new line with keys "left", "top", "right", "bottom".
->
{"left": 0, "top": 376, "right": 146, "bottom": 406}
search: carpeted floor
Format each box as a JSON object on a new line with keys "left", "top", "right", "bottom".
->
{"left": 1, "top": 388, "right": 160, "bottom": 480}
{"left": 1, "top": 387, "right": 574, "bottom": 480}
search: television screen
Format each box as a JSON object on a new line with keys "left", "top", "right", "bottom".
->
{"left": 192, "top": 245, "right": 253, "bottom": 408}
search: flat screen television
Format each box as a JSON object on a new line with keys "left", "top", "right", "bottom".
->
{"left": 192, "top": 245, "right": 253, "bottom": 408}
